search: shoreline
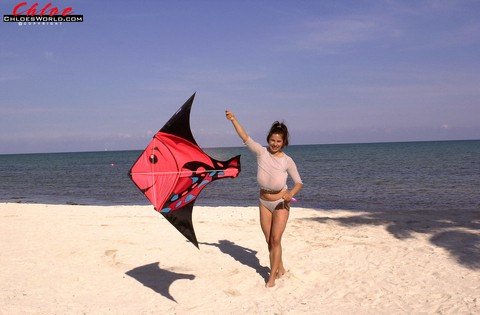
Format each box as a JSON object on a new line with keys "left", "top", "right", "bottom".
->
{"left": 1, "top": 203, "right": 479, "bottom": 314}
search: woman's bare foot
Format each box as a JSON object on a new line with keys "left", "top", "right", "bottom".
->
{"left": 277, "top": 266, "right": 286, "bottom": 279}
{"left": 265, "top": 278, "right": 276, "bottom": 288}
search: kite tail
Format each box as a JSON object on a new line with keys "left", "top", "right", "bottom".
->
{"left": 210, "top": 154, "right": 241, "bottom": 180}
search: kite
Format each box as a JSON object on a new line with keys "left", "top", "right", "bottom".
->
{"left": 129, "top": 93, "right": 241, "bottom": 248}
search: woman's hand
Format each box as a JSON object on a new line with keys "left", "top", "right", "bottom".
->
{"left": 282, "top": 191, "right": 293, "bottom": 202}
{"left": 225, "top": 110, "right": 249, "bottom": 142}
{"left": 225, "top": 110, "right": 235, "bottom": 121}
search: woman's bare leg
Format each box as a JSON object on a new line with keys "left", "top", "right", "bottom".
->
{"left": 265, "top": 208, "right": 289, "bottom": 287}
{"left": 259, "top": 203, "right": 272, "bottom": 247}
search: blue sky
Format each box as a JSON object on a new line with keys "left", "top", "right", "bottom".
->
{"left": 1, "top": 0, "right": 479, "bottom": 154}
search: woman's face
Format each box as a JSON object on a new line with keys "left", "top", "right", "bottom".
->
{"left": 268, "top": 133, "right": 284, "bottom": 154}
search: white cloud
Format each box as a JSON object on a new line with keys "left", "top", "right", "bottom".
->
{"left": 282, "top": 14, "right": 396, "bottom": 54}
{"left": 43, "top": 51, "right": 55, "bottom": 61}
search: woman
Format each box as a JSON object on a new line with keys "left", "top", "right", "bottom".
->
{"left": 225, "top": 110, "right": 303, "bottom": 287}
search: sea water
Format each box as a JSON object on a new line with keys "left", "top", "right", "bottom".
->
{"left": 1, "top": 140, "right": 479, "bottom": 211}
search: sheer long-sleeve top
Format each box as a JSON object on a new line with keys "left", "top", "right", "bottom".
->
{"left": 244, "top": 137, "right": 303, "bottom": 192}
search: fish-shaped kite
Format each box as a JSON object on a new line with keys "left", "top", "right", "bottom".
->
{"left": 129, "top": 93, "right": 241, "bottom": 248}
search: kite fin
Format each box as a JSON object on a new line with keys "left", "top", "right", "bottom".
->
{"left": 160, "top": 203, "right": 199, "bottom": 248}
{"left": 160, "top": 93, "right": 197, "bottom": 146}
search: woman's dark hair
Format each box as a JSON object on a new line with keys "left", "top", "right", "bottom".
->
{"left": 267, "top": 121, "right": 289, "bottom": 147}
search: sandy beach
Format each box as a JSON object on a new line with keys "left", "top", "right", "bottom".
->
{"left": 1, "top": 203, "right": 479, "bottom": 314}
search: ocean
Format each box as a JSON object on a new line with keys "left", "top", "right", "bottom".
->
{"left": 1, "top": 140, "right": 479, "bottom": 212}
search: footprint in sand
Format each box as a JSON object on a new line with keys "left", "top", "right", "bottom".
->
{"left": 104, "top": 249, "right": 118, "bottom": 265}
{"left": 223, "top": 289, "right": 241, "bottom": 297}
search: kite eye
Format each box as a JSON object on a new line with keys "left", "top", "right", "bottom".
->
{"left": 149, "top": 154, "right": 158, "bottom": 164}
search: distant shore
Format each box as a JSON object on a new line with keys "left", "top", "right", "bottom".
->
{"left": 1, "top": 203, "right": 479, "bottom": 314}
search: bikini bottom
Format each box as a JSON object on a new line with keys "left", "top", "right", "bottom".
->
{"left": 259, "top": 198, "right": 290, "bottom": 212}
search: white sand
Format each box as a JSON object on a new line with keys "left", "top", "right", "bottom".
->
{"left": 1, "top": 203, "right": 479, "bottom": 314}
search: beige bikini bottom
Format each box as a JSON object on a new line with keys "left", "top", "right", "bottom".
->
{"left": 259, "top": 198, "right": 289, "bottom": 212}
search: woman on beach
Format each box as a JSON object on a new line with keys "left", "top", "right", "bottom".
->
{"left": 225, "top": 111, "right": 303, "bottom": 287}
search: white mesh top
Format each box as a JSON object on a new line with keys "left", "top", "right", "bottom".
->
{"left": 244, "top": 137, "right": 303, "bottom": 192}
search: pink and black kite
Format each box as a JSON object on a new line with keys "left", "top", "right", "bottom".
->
{"left": 129, "top": 93, "right": 241, "bottom": 248}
